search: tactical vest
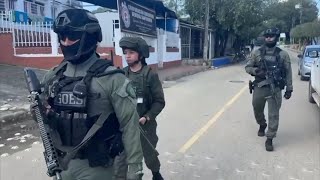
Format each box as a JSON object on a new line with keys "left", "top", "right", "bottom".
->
{"left": 44, "top": 59, "right": 125, "bottom": 167}
{"left": 124, "top": 65, "right": 152, "bottom": 117}
{"left": 256, "top": 47, "right": 286, "bottom": 89}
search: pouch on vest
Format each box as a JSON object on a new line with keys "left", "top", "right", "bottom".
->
{"left": 259, "top": 47, "right": 286, "bottom": 89}
{"left": 46, "top": 59, "right": 126, "bottom": 168}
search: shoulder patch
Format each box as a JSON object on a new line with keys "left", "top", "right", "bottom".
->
{"left": 126, "top": 82, "right": 136, "bottom": 99}
{"left": 117, "top": 78, "right": 136, "bottom": 99}
{"left": 115, "top": 78, "right": 136, "bottom": 104}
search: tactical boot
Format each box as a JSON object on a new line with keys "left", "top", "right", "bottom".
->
{"left": 152, "top": 171, "right": 164, "bottom": 180}
{"left": 258, "top": 124, "right": 267, "bottom": 137}
{"left": 265, "top": 138, "right": 274, "bottom": 151}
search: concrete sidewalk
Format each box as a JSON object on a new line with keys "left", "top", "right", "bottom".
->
{"left": 0, "top": 63, "right": 208, "bottom": 125}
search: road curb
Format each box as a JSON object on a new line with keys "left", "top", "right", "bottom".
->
{"left": 160, "top": 66, "right": 209, "bottom": 82}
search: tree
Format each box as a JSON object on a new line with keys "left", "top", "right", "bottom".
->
{"left": 185, "top": 0, "right": 266, "bottom": 56}
{"left": 203, "top": 0, "right": 210, "bottom": 64}
{"left": 163, "top": 0, "right": 186, "bottom": 17}
{"left": 184, "top": 0, "right": 319, "bottom": 57}
{"left": 290, "top": 20, "right": 320, "bottom": 44}
{"left": 263, "top": 0, "right": 318, "bottom": 41}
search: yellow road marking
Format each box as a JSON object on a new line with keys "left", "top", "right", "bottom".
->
{"left": 178, "top": 85, "right": 247, "bottom": 153}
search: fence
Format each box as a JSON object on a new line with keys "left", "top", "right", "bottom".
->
{"left": 0, "top": 10, "right": 13, "bottom": 33}
{"left": 12, "top": 22, "right": 53, "bottom": 47}
{"left": 1, "top": 11, "right": 53, "bottom": 52}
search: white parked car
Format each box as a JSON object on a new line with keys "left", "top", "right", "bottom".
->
{"left": 297, "top": 45, "right": 320, "bottom": 80}
{"left": 308, "top": 50, "right": 320, "bottom": 107}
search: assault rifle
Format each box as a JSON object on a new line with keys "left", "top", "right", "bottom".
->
{"left": 24, "top": 68, "right": 63, "bottom": 180}
{"left": 261, "top": 61, "right": 280, "bottom": 108}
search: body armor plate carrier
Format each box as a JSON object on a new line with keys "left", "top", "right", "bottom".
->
{"left": 44, "top": 59, "right": 125, "bottom": 168}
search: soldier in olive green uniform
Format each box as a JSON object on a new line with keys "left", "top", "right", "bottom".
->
{"left": 245, "top": 27, "right": 293, "bottom": 151}
{"left": 113, "top": 37, "right": 165, "bottom": 180}
{"left": 39, "top": 9, "right": 143, "bottom": 180}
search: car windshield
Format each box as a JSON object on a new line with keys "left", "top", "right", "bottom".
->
{"left": 305, "top": 48, "right": 320, "bottom": 57}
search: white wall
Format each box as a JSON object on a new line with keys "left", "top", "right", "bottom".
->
{"left": 95, "top": 11, "right": 181, "bottom": 67}
{"left": 166, "top": 31, "right": 179, "bottom": 48}
{"left": 164, "top": 52, "right": 180, "bottom": 62}
{"left": 95, "top": 12, "right": 119, "bottom": 47}
{"left": 117, "top": 32, "right": 158, "bottom": 67}
{"left": 14, "top": 1, "right": 24, "bottom": 12}
{"left": 160, "top": 28, "right": 181, "bottom": 62}
{"left": 119, "top": 30, "right": 181, "bottom": 66}
{"left": 44, "top": 3, "right": 51, "bottom": 17}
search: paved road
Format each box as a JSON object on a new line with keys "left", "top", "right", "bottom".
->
{"left": 0, "top": 49, "right": 319, "bottom": 180}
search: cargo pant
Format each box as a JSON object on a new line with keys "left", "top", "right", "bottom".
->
{"left": 252, "top": 86, "right": 282, "bottom": 138}
{"left": 53, "top": 159, "right": 113, "bottom": 180}
{"left": 113, "top": 120, "right": 160, "bottom": 179}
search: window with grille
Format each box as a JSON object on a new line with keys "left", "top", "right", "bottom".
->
{"left": 39, "top": 5, "right": 44, "bottom": 16}
{"left": 35, "top": 2, "right": 44, "bottom": 16}
{"left": 0, "top": 0, "right": 5, "bottom": 11}
{"left": 114, "top": 20, "right": 119, "bottom": 29}
{"left": 31, "top": 3, "right": 37, "bottom": 14}
{"left": 112, "top": 20, "right": 119, "bottom": 38}
{"left": 23, "top": 1, "right": 44, "bottom": 16}
{"left": 24, "top": 1, "right": 30, "bottom": 13}
{"left": 51, "top": 6, "right": 57, "bottom": 18}
{"left": 8, "top": 0, "right": 15, "bottom": 10}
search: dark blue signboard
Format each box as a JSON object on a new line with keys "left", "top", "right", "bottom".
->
{"left": 118, "top": 0, "right": 157, "bottom": 37}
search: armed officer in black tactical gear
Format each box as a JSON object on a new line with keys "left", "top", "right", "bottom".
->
{"left": 40, "top": 9, "right": 143, "bottom": 180}
{"left": 245, "top": 27, "right": 293, "bottom": 151}
{"left": 113, "top": 37, "right": 165, "bottom": 180}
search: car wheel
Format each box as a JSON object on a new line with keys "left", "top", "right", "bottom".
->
{"left": 300, "top": 75, "right": 307, "bottom": 81}
{"left": 308, "top": 80, "right": 316, "bottom": 103}
{"left": 298, "top": 69, "right": 300, "bottom": 75}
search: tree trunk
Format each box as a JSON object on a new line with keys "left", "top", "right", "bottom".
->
{"left": 220, "top": 30, "right": 229, "bottom": 56}
{"left": 203, "top": 0, "right": 210, "bottom": 65}
{"left": 233, "top": 35, "right": 241, "bottom": 52}
{"left": 214, "top": 32, "right": 220, "bottom": 57}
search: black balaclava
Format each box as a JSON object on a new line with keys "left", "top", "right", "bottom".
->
{"left": 53, "top": 9, "right": 102, "bottom": 64}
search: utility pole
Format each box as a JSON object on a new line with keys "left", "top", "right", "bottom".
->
{"left": 52, "top": 0, "right": 56, "bottom": 18}
{"left": 203, "top": 0, "right": 210, "bottom": 65}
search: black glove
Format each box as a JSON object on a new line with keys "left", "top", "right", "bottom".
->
{"left": 284, "top": 91, "right": 292, "bottom": 99}
{"left": 254, "top": 68, "right": 266, "bottom": 78}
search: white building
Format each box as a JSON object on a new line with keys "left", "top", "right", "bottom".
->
{"left": 95, "top": 11, "right": 181, "bottom": 68}
{"left": 0, "top": 0, "right": 82, "bottom": 22}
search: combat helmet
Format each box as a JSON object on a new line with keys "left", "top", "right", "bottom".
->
{"left": 53, "top": 9, "right": 102, "bottom": 63}
{"left": 119, "top": 37, "right": 150, "bottom": 59}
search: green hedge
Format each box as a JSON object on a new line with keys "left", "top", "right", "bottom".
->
{"left": 290, "top": 21, "right": 320, "bottom": 38}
